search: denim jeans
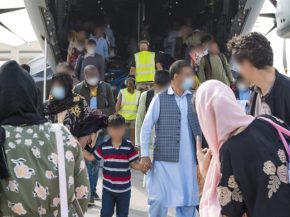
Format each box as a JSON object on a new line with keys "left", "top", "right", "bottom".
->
{"left": 101, "top": 189, "right": 131, "bottom": 217}
{"left": 86, "top": 131, "right": 106, "bottom": 197}
{"left": 86, "top": 159, "right": 100, "bottom": 197}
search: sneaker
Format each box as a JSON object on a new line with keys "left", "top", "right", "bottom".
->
{"left": 94, "top": 193, "right": 101, "bottom": 200}
{"left": 89, "top": 197, "right": 95, "bottom": 204}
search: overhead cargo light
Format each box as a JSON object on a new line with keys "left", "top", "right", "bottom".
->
{"left": 0, "top": 9, "right": 37, "bottom": 45}
{"left": 0, "top": 25, "right": 24, "bottom": 46}
{"left": 0, "top": 0, "right": 25, "bottom": 9}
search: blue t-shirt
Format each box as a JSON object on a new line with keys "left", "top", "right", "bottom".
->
{"left": 90, "top": 96, "right": 97, "bottom": 109}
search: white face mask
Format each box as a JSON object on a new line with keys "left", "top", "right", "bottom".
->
{"left": 86, "top": 77, "right": 99, "bottom": 86}
{"left": 87, "top": 47, "right": 95, "bottom": 56}
{"left": 77, "top": 45, "right": 84, "bottom": 52}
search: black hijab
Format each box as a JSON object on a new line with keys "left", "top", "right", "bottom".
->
{"left": 42, "top": 73, "right": 80, "bottom": 115}
{"left": 0, "top": 60, "right": 47, "bottom": 179}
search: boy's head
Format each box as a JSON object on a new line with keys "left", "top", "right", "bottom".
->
{"left": 227, "top": 32, "right": 273, "bottom": 84}
{"left": 76, "top": 29, "right": 87, "bottom": 41}
{"left": 208, "top": 41, "right": 220, "bottom": 55}
{"left": 107, "top": 114, "right": 126, "bottom": 140}
{"left": 86, "top": 39, "right": 97, "bottom": 55}
{"left": 56, "top": 62, "right": 74, "bottom": 75}
{"left": 94, "top": 25, "right": 104, "bottom": 38}
{"left": 154, "top": 70, "right": 170, "bottom": 93}
{"left": 201, "top": 34, "right": 213, "bottom": 51}
{"left": 21, "top": 64, "right": 30, "bottom": 73}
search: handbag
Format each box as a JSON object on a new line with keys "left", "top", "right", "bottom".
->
{"left": 52, "top": 124, "right": 84, "bottom": 217}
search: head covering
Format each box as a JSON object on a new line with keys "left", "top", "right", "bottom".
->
{"left": 196, "top": 80, "right": 254, "bottom": 217}
{"left": 71, "top": 110, "right": 108, "bottom": 138}
{"left": 0, "top": 60, "right": 47, "bottom": 179}
{"left": 0, "top": 61, "right": 46, "bottom": 125}
{"left": 42, "top": 73, "right": 79, "bottom": 115}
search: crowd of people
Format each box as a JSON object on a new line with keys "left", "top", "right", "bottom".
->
{"left": 0, "top": 17, "right": 290, "bottom": 217}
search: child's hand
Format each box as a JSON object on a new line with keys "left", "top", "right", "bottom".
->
{"left": 140, "top": 157, "right": 152, "bottom": 174}
{"left": 130, "top": 161, "right": 145, "bottom": 173}
{"left": 82, "top": 149, "right": 96, "bottom": 161}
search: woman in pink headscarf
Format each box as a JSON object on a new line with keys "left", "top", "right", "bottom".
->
{"left": 195, "top": 80, "right": 290, "bottom": 217}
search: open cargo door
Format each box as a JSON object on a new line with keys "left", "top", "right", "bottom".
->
{"left": 24, "top": 0, "right": 62, "bottom": 71}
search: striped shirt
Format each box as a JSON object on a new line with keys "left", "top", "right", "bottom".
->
{"left": 94, "top": 139, "right": 139, "bottom": 193}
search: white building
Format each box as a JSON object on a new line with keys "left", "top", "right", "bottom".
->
{"left": 0, "top": 41, "right": 41, "bottom": 65}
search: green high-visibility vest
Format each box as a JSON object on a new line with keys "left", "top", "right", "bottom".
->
{"left": 134, "top": 51, "right": 156, "bottom": 83}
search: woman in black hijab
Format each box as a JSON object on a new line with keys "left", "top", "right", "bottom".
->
{"left": 0, "top": 61, "right": 46, "bottom": 126}
{"left": 42, "top": 72, "right": 107, "bottom": 141}
{"left": 0, "top": 60, "right": 46, "bottom": 179}
{"left": 0, "top": 61, "right": 91, "bottom": 216}
{"left": 42, "top": 72, "right": 85, "bottom": 122}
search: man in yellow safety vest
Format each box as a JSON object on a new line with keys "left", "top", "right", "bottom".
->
{"left": 130, "top": 40, "right": 162, "bottom": 91}
{"left": 116, "top": 76, "right": 141, "bottom": 144}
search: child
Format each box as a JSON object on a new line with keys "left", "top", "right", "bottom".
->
{"left": 115, "top": 76, "right": 141, "bottom": 145}
{"left": 83, "top": 114, "right": 142, "bottom": 217}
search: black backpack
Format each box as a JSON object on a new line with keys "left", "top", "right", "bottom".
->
{"left": 145, "top": 89, "right": 155, "bottom": 112}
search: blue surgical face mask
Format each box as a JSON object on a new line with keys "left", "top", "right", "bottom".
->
{"left": 237, "top": 83, "right": 248, "bottom": 92}
{"left": 182, "top": 77, "right": 194, "bottom": 91}
{"left": 51, "top": 86, "right": 65, "bottom": 100}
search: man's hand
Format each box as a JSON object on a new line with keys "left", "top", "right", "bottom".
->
{"left": 140, "top": 157, "right": 152, "bottom": 174}
{"left": 196, "top": 136, "right": 212, "bottom": 179}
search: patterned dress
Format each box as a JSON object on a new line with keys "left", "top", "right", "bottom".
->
{"left": 0, "top": 122, "right": 89, "bottom": 216}
{"left": 218, "top": 116, "right": 290, "bottom": 217}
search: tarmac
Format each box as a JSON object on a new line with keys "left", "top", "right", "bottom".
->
{"left": 85, "top": 170, "right": 175, "bottom": 217}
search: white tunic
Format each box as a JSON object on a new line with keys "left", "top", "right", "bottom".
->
{"left": 141, "top": 87, "right": 199, "bottom": 207}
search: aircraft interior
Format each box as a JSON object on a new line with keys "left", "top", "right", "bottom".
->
{"left": 46, "top": 0, "right": 245, "bottom": 63}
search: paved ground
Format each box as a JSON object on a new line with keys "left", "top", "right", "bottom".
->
{"left": 85, "top": 170, "right": 175, "bottom": 217}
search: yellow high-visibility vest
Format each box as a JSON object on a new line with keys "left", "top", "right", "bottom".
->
{"left": 134, "top": 51, "right": 156, "bottom": 83}
{"left": 119, "top": 89, "right": 141, "bottom": 121}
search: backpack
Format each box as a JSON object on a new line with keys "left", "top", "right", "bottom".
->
{"left": 75, "top": 55, "right": 85, "bottom": 80}
{"left": 204, "top": 53, "right": 227, "bottom": 80}
{"left": 145, "top": 89, "right": 155, "bottom": 112}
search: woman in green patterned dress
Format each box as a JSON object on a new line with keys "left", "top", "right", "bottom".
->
{"left": 0, "top": 61, "right": 90, "bottom": 216}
